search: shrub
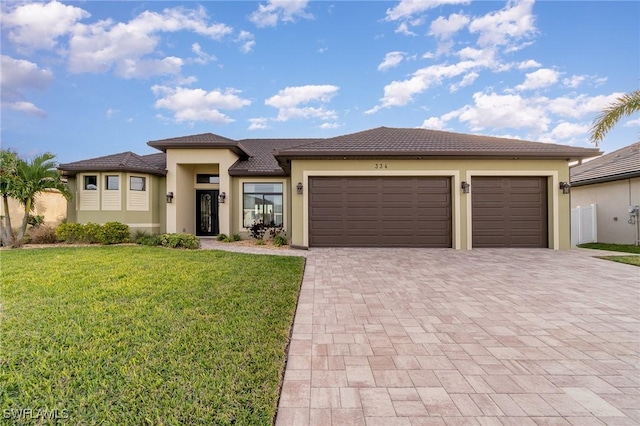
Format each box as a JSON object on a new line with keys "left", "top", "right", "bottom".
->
{"left": 99, "top": 222, "right": 130, "bottom": 245}
{"left": 132, "top": 230, "right": 150, "bottom": 243}
{"left": 82, "top": 222, "right": 102, "bottom": 244}
{"left": 27, "top": 214, "right": 45, "bottom": 227}
{"left": 273, "top": 234, "right": 288, "bottom": 247}
{"left": 248, "top": 222, "right": 285, "bottom": 241}
{"left": 137, "top": 234, "right": 161, "bottom": 246}
{"left": 255, "top": 239, "right": 265, "bottom": 246}
{"left": 216, "top": 233, "right": 228, "bottom": 242}
{"left": 55, "top": 223, "right": 85, "bottom": 243}
{"left": 158, "top": 233, "right": 200, "bottom": 250}
{"left": 26, "top": 225, "right": 57, "bottom": 244}
{"left": 229, "top": 233, "right": 242, "bottom": 242}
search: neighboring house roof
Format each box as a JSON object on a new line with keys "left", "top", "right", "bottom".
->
{"left": 570, "top": 141, "right": 640, "bottom": 186}
{"left": 147, "top": 133, "right": 246, "bottom": 157}
{"left": 273, "top": 127, "right": 601, "bottom": 160}
{"left": 59, "top": 151, "right": 167, "bottom": 176}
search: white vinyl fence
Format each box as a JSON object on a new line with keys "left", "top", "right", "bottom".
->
{"left": 571, "top": 204, "right": 597, "bottom": 246}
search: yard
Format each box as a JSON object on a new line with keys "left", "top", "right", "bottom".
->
{"left": 578, "top": 242, "right": 640, "bottom": 266}
{"left": 0, "top": 246, "right": 305, "bottom": 425}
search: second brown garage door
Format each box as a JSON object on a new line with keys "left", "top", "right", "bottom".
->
{"left": 472, "top": 176, "right": 548, "bottom": 248}
{"left": 309, "top": 176, "right": 451, "bottom": 247}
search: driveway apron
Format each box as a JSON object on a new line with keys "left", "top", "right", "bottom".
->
{"left": 276, "top": 248, "right": 640, "bottom": 426}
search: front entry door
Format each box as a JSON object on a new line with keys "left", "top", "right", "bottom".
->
{"left": 195, "top": 190, "right": 219, "bottom": 236}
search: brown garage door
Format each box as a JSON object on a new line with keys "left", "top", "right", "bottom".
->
{"left": 309, "top": 177, "right": 451, "bottom": 247}
{"left": 472, "top": 176, "right": 548, "bottom": 248}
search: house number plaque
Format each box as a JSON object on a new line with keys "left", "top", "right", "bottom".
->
{"left": 374, "top": 163, "right": 388, "bottom": 169}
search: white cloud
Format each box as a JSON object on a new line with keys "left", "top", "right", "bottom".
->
{"left": 1, "top": 55, "right": 52, "bottom": 116}
{"left": 248, "top": 117, "right": 270, "bottom": 130}
{"left": 367, "top": 60, "right": 481, "bottom": 113}
{"left": 106, "top": 108, "right": 119, "bottom": 118}
{"left": 152, "top": 85, "right": 251, "bottom": 123}
{"left": 4, "top": 101, "right": 46, "bottom": 118}
{"left": 545, "top": 122, "right": 590, "bottom": 140}
{"left": 515, "top": 68, "right": 560, "bottom": 91}
{"left": 1, "top": 55, "right": 53, "bottom": 99}
{"left": 2, "top": 0, "right": 89, "bottom": 51}
{"left": 625, "top": 117, "right": 640, "bottom": 127}
{"left": 429, "top": 13, "right": 470, "bottom": 39}
{"left": 249, "top": 0, "right": 312, "bottom": 28}
{"left": 456, "top": 91, "right": 551, "bottom": 133}
{"left": 236, "top": 31, "right": 256, "bottom": 54}
{"left": 517, "top": 59, "right": 541, "bottom": 69}
{"left": 265, "top": 84, "right": 339, "bottom": 121}
{"left": 67, "top": 6, "right": 232, "bottom": 78}
{"left": 545, "top": 92, "right": 624, "bottom": 119}
{"left": 421, "top": 116, "right": 448, "bottom": 130}
{"left": 378, "top": 51, "right": 405, "bottom": 71}
{"left": 319, "top": 122, "right": 340, "bottom": 129}
{"left": 385, "top": 0, "right": 470, "bottom": 22}
{"left": 449, "top": 71, "right": 479, "bottom": 92}
{"left": 191, "top": 43, "right": 217, "bottom": 64}
{"left": 395, "top": 22, "right": 416, "bottom": 36}
{"left": 468, "top": 0, "right": 536, "bottom": 48}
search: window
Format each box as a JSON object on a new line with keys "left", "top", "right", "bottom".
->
{"left": 196, "top": 174, "right": 220, "bottom": 184}
{"left": 130, "top": 176, "right": 146, "bottom": 191}
{"left": 105, "top": 175, "right": 119, "bottom": 190}
{"left": 84, "top": 175, "right": 98, "bottom": 190}
{"left": 243, "top": 183, "right": 283, "bottom": 228}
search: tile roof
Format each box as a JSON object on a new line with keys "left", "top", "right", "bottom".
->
{"left": 570, "top": 141, "right": 640, "bottom": 186}
{"left": 273, "top": 127, "right": 601, "bottom": 160}
{"left": 230, "top": 138, "right": 323, "bottom": 175}
{"left": 59, "top": 151, "right": 167, "bottom": 176}
{"left": 147, "top": 132, "right": 246, "bottom": 156}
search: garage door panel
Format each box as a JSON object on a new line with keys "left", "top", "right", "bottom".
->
{"left": 309, "top": 176, "right": 451, "bottom": 247}
{"left": 472, "top": 176, "right": 548, "bottom": 248}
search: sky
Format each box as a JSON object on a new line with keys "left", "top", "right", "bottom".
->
{"left": 1, "top": 0, "right": 638, "bottom": 164}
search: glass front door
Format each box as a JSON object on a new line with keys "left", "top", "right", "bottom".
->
{"left": 195, "top": 190, "right": 219, "bottom": 236}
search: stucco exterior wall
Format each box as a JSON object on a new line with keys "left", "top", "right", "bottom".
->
{"left": 571, "top": 177, "right": 640, "bottom": 245}
{"left": 165, "top": 149, "right": 238, "bottom": 235}
{"left": 289, "top": 158, "right": 571, "bottom": 250}
{"left": 0, "top": 189, "right": 68, "bottom": 228}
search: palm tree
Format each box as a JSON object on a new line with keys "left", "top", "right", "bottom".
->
{"left": 13, "top": 153, "right": 71, "bottom": 243}
{"left": 590, "top": 89, "right": 640, "bottom": 147}
{"left": 0, "top": 149, "right": 20, "bottom": 246}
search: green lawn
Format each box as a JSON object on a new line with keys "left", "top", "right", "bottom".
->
{"left": 577, "top": 243, "right": 640, "bottom": 267}
{"left": 0, "top": 246, "right": 305, "bottom": 425}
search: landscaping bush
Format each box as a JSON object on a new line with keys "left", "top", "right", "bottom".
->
{"left": 229, "top": 233, "right": 242, "bottom": 242}
{"left": 55, "top": 223, "right": 85, "bottom": 243}
{"left": 136, "top": 234, "right": 161, "bottom": 246}
{"left": 27, "top": 214, "right": 45, "bottom": 227}
{"left": 26, "top": 225, "right": 57, "bottom": 244}
{"left": 158, "top": 233, "right": 200, "bottom": 249}
{"left": 272, "top": 234, "right": 288, "bottom": 247}
{"left": 54, "top": 222, "right": 129, "bottom": 244}
{"left": 248, "top": 222, "right": 285, "bottom": 241}
{"left": 216, "top": 233, "right": 229, "bottom": 242}
{"left": 99, "top": 222, "right": 130, "bottom": 244}
{"left": 82, "top": 222, "right": 103, "bottom": 244}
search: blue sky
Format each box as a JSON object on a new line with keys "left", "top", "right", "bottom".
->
{"left": 1, "top": 0, "right": 638, "bottom": 163}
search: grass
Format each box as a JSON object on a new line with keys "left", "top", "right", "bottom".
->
{"left": 0, "top": 246, "right": 305, "bottom": 425}
{"left": 577, "top": 242, "right": 640, "bottom": 254}
{"left": 577, "top": 242, "right": 640, "bottom": 267}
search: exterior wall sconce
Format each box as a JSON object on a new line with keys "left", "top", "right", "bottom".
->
{"left": 296, "top": 182, "right": 303, "bottom": 195}
{"left": 166, "top": 192, "right": 174, "bottom": 203}
{"left": 218, "top": 192, "right": 226, "bottom": 203}
{"left": 461, "top": 181, "right": 470, "bottom": 194}
{"left": 559, "top": 182, "right": 571, "bottom": 194}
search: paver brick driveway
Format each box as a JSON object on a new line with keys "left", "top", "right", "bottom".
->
{"left": 276, "top": 248, "right": 640, "bottom": 426}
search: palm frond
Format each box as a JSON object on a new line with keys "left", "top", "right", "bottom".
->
{"left": 590, "top": 90, "right": 640, "bottom": 147}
